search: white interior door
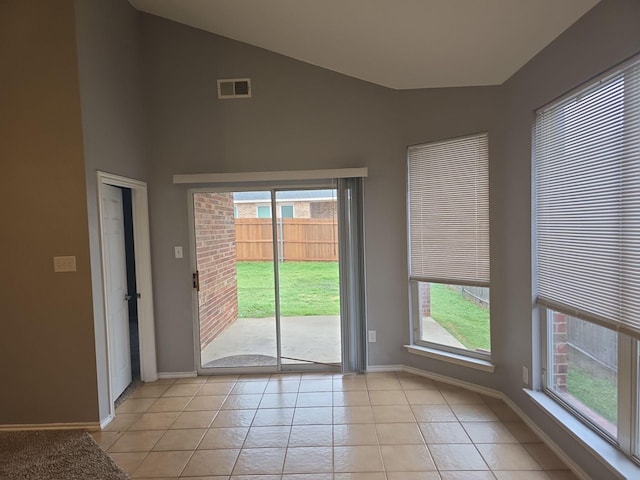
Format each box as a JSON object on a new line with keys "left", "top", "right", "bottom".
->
{"left": 102, "top": 184, "right": 132, "bottom": 400}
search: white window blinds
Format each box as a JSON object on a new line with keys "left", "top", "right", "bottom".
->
{"left": 535, "top": 56, "right": 640, "bottom": 338}
{"left": 408, "top": 133, "right": 490, "bottom": 286}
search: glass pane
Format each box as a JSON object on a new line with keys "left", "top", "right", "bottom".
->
{"left": 280, "top": 205, "right": 294, "bottom": 218}
{"left": 548, "top": 310, "right": 618, "bottom": 438}
{"left": 416, "top": 281, "right": 490, "bottom": 354}
{"left": 195, "top": 191, "right": 277, "bottom": 368}
{"left": 276, "top": 189, "right": 341, "bottom": 367}
{"left": 257, "top": 205, "right": 271, "bottom": 218}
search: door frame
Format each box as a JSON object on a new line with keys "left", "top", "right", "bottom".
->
{"left": 97, "top": 171, "right": 157, "bottom": 415}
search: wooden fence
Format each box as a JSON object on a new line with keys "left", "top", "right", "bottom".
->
{"left": 235, "top": 218, "right": 338, "bottom": 261}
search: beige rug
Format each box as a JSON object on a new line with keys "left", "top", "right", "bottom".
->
{"left": 0, "top": 430, "right": 129, "bottom": 479}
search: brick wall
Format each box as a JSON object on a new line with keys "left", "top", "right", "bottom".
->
{"left": 552, "top": 311, "right": 568, "bottom": 392}
{"left": 310, "top": 201, "right": 336, "bottom": 219}
{"left": 292, "top": 202, "right": 310, "bottom": 218}
{"left": 236, "top": 203, "right": 259, "bottom": 218}
{"left": 194, "top": 193, "right": 238, "bottom": 351}
{"left": 419, "top": 282, "right": 431, "bottom": 318}
{"left": 236, "top": 201, "right": 315, "bottom": 218}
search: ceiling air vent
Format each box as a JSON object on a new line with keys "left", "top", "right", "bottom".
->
{"left": 217, "top": 78, "right": 251, "bottom": 99}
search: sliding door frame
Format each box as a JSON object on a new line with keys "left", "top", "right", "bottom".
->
{"left": 188, "top": 180, "right": 366, "bottom": 375}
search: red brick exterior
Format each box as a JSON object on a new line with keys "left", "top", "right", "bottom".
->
{"left": 419, "top": 282, "right": 431, "bottom": 317}
{"left": 552, "top": 311, "right": 568, "bottom": 392}
{"left": 194, "top": 193, "right": 238, "bottom": 351}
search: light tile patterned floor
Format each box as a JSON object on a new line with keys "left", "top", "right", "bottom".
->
{"left": 93, "top": 371, "right": 578, "bottom": 479}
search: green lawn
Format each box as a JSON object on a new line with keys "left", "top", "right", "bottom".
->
{"left": 430, "top": 284, "right": 490, "bottom": 351}
{"left": 236, "top": 261, "right": 340, "bottom": 317}
{"left": 236, "top": 262, "right": 489, "bottom": 352}
{"left": 566, "top": 367, "right": 617, "bottom": 424}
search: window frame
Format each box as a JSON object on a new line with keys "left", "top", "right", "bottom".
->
{"left": 540, "top": 306, "right": 639, "bottom": 459}
{"left": 407, "top": 132, "right": 491, "bottom": 362}
{"left": 534, "top": 54, "right": 640, "bottom": 462}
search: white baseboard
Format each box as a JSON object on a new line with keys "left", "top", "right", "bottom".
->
{"left": 402, "top": 365, "right": 502, "bottom": 399}
{"left": 99, "top": 413, "right": 115, "bottom": 430}
{"left": 366, "top": 364, "right": 404, "bottom": 372}
{"left": 158, "top": 371, "right": 198, "bottom": 379}
{"left": 0, "top": 422, "right": 101, "bottom": 432}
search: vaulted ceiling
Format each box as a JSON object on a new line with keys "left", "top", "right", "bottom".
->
{"left": 129, "top": 0, "right": 599, "bottom": 89}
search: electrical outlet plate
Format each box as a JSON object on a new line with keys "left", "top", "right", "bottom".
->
{"left": 522, "top": 365, "right": 529, "bottom": 384}
{"left": 53, "top": 256, "right": 76, "bottom": 272}
{"left": 368, "top": 330, "right": 377, "bottom": 343}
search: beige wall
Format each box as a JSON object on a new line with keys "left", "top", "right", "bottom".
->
{"left": 0, "top": 1, "right": 98, "bottom": 423}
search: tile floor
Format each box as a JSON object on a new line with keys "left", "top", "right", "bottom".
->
{"left": 92, "top": 371, "right": 578, "bottom": 479}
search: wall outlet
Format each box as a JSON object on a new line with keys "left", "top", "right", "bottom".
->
{"left": 53, "top": 255, "right": 77, "bottom": 272}
{"left": 522, "top": 365, "right": 529, "bottom": 385}
{"left": 368, "top": 330, "right": 377, "bottom": 343}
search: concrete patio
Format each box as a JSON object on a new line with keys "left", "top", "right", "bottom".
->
{"left": 200, "top": 314, "right": 466, "bottom": 368}
{"left": 201, "top": 315, "right": 342, "bottom": 368}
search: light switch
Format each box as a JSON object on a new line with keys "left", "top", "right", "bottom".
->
{"left": 174, "top": 246, "right": 183, "bottom": 259}
{"left": 53, "top": 256, "right": 77, "bottom": 272}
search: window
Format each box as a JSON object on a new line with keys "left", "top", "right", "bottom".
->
{"left": 257, "top": 205, "right": 294, "bottom": 218}
{"left": 280, "top": 205, "right": 294, "bottom": 218}
{"left": 407, "top": 132, "right": 490, "bottom": 359}
{"left": 257, "top": 205, "right": 271, "bottom": 218}
{"left": 535, "top": 56, "right": 640, "bottom": 457}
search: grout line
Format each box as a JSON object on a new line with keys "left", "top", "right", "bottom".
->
{"left": 109, "top": 372, "right": 575, "bottom": 478}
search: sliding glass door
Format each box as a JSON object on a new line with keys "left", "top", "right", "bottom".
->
{"left": 276, "top": 189, "right": 342, "bottom": 368}
{"left": 191, "top": 186, "right": 351, "bottom": 373}
{"left": 193, "top": 190, "right": 278, "bottom": 369}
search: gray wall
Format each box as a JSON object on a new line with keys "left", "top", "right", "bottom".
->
{"left": 396, "top": 85, "right": 505, "bottom": 392}
{"left": 500, "top": 0, "right": 640, "bottom": 476}
{"left": 54, "top": 0, "right": 639, "bottom": 473}
{"left": 140, "top": 12, "right": 508, "bottom": 382}
{"left": 396, "top": 2, "right": 640, "bottom": 476}
{"left": 140, "top": 15, "right": 405, "bottom": 372}
{"left": 138, "top": 1, "right": 640, "bottom": 477}
{"left": 75, "top": 0, "right": 149, "bottom": 421}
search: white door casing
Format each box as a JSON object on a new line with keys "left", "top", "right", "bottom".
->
{"left": 102, "top": 184, "right": 132, "bottom": 400}
{"left": 97, "top": 171, "right": 157, "bottom": 426}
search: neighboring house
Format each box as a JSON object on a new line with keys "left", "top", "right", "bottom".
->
{"left": 233, "top": 190, "right": 337, "bottom": 219}
{"left": 3, "top": 1, "right": 640, "bottom": 479}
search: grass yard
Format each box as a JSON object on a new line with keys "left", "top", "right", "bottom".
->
{"left": 236, "top": 262, "right": 489, "bottom": 353}
{"left": 430, "top": 283, "right": 491, "bottom": 351}
{"left": 237, "top": 261, "right": 340, "bottom": 317}
{"left": 566, "top": 366, "right": 617, "bottom": 424}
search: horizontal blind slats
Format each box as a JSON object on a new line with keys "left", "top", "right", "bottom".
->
{"left": 408, "top": 133, "right": 489, "bottom": 285}
{"left": 535, "top": 58, "right": 640, "bottom": 338}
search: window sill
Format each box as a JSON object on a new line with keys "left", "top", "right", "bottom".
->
{"left": 404, "top": 344, "right": 495, "bottom": 373}
{"left": 524, "top": 389, "right": 640, "bottom": 479}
